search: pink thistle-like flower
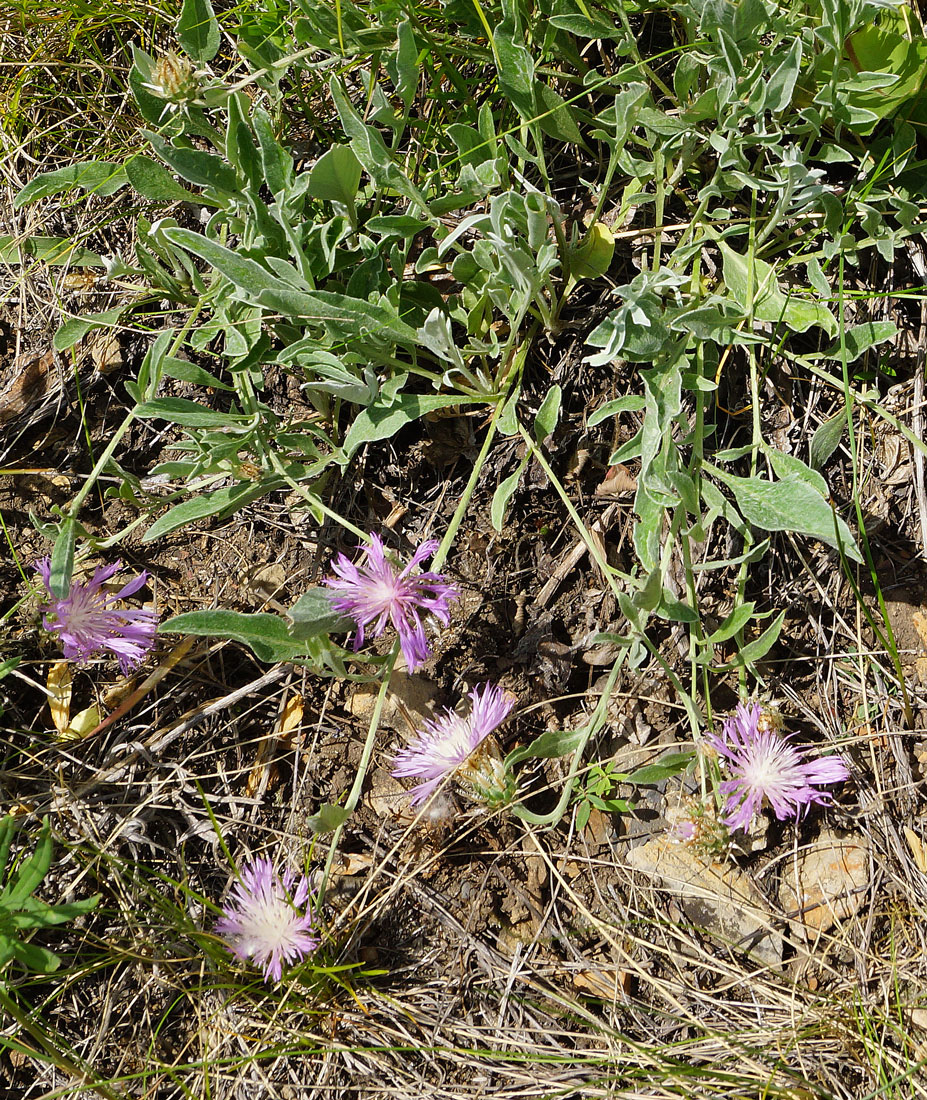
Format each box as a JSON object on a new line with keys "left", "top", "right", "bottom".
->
{"left": 391, "top": 682, "right": 517, "bottom": 808}
{"left": 215, "top": 859, "right": 318, "bottom": 984}
{"left": 34, "top": 558, "right": 158, "bottom": 674}
{"left": 324, "top": 534, "right": 459, "bottom": 672}
{"left": 707, "top": 703, "right": 849, "bottom": 833}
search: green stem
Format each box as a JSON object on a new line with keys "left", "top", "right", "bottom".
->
{"left": 836, "top": 252, "right": 914, "bottom": 727}
{"left": 511, "top": 656, "right": 624, "bottom": 826}
{"left": 429, "top": 337, "right": 533, "bottom": 573}
{"left": 67, "top": 304, "right": 204, "bottom": 524}
{"left": 519, "top": 426, "right": 702, "bottom": 734}
{"left": 319, "top": 647, "right": 398, "bottom": 900}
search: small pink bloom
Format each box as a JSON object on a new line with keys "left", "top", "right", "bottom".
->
{"left": 392, "top": 683, "right": 516, "bottom": 807}
{"left": 324, "top": 534, "right": 459, "bottom": 671}
{"left": 707, "top": 703, "right": 849, "bottom": 833}
{"left": 34, "top": 558, "right": 157, "bottom": 674}
{"left": 215, "top": 859, "right": 318, "bottom": 983}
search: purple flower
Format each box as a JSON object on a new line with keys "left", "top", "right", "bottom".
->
{"left": 324, "top": 534, "right": 459, "bottom": 672}
{"left": 392, "top": 683, "right": 517, "bottom": 808}
{"left": 707, "top": 703, "right": 849, "bottom": 833}
{"left": 215, "top": 859, "right": 318, "bottom": 983}
{"left": 34, "top": 558, "right": 158, "bottom": 674}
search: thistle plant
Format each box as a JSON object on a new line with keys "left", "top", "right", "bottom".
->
{"left": 325, "top": 535, "right": 459, "bottom": 673}
{"left": 392, "top": 683, "right": 517, "bottom": 809}
{"left": 34, "top": 558, "right": 158, "bottom": 674}
{"left": 215, "top": 859, "right": 318, "bottom": 984}
{"left": 707, "top": 703, "right": 850, "bottom": 833}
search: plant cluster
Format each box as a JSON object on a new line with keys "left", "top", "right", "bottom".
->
{"left": 4, "top": 0, "right": 924, "bottom": 1086}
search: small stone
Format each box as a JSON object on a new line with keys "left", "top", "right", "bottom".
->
{"left": 627, "top": 835, "right": 783, "bottom": 967}
{"left": 347, "top": 669, "right": 438, "bottom": 730}
{"left": 778, "top": 829, "right": 869, "bottom": 938}
{"left": 364, "top": 767, "right": 411, "bottom": 820}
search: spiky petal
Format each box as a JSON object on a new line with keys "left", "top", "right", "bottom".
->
{"left": 215, "top": 859, "right": 318, "bottom": 983}
{"left": 324, "top": 534, "right": 459, "bottom": 671}
{"left": 391, "top": 683, "right": 516, "bottom": 807}
{"left": 34, "top": 558, "right": 158, "bottom": 674}
{"left": 707, "top": 703, "right": 849, "bottom": 833}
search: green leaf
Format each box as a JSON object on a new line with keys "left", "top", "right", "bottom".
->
{"left": 329, "top": 78, "right": 431, "bottom": 212}
{"left": 491, "top": 456, "right": 528, "bottom": 532}
{"left": 713, "top": 468, "right": 863, "bottom": 561}
{"left": 589, "top": 396, "right": 645, "bottom": 427}
{"left": 48, "top": 522, "right": 76, "bottom": 601}
{"left": 14, "top": 895, "right": 98, "bottom": 927}
{"left": 534, "top": 80, "right": 584, "bottom": 144}
{"left": 162, "top": 228, "right": 419, "bottom": 345}
{"left": 159, "top": 610, "right": 321, "bottom": 663}
{"left": 621, "top": 752, "right": 693, "bottom": 785}
{"left": 287, "top": 588, "right": 352, "bottom": 638}
{"left": 534, "top": 384, "right": 561, "bottom": 443}
{"left": 765, "top": 449, "right": 828, "bottom": 498}
{"left": 705, "top": 602, "right": 756, "bottom": 644}
{"left": 10, "top": 940, "right": 61, "bottom": 974}
{"left": 820, "top": 321, "right": 897, "bottom": 362}
{"left": 307, "top": 145, "right": 363, "bottom": 204}
{"left": 568, "top": 222, "right": 615, "bottom": 281}
{"left": 765, "top": 37, "right": 802, "bottom": 112}
{"left": 1, "top": 820, "right": 52, "bottom": 906}
{"left": 507, "top": 727, "right": 585, "bottom": 766}
{"left": 54, "top": 307, "right": 125, "bottom": 353}
{"left": 549, "top": 12, "right": 620, "bottom": 37}
{"left": 133, "top": 397, "right": 249, "bottom": 428}
{"left": 161, "top": 357, "right": 234, "bottom": 391}
{"left": 177, "top": 0, "right": 220, "bottom": 62}
{"left": 655, "top": 595, "right": 698, "bottom": 623}
{"left": 342, "top": 393, "right": 479, "bottom": 460}
{"left": 145, "top": 133, "right": 239, "bottom": 194}
{"left": 252, "top": 107, "right": 293, "bottom": 196}
{"left": 497, "top": 383, "right": 522, "bottom": 436}
{"left": 719, "top": 242, "right": 837, "bottom": 336}
{"left": 632, "top": 566, "right": 664, "bottom": 613}
{"left": 494, "top": 12, "right": 534, "bottom": 100}
{"left": 305, "top": 803, "right": 351, "bottom": 834}
{"left": 125, "top": 155, "right": 194, "bottom": 202}
{"left": 142, "top": 482, "right": 272, "bottom": 542}
{"left": 809, "top": 413, "right": 846, "bottom": 470}
{"left": 365, "top": 215, "right": 428, "bottom": 238}
{"left": 389, "top": 19, "right": 419, "bottom": 109}
{"left": 844, "top": 25, "right": 927, "bottom": 125}
{"left": 718, "top": 610, "right": 787, "bottom": 669}
{"left": 0, "top": 235, "right": 102, "bottom": 267}
{"left": 0, "top": 817, "right": 15, "bottom": 883}
{"left": 13, "top": 161, "right": 127, "bottom": 206}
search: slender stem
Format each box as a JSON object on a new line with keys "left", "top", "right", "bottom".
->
{"left": 319, "top": 647, "right": 398, "bottom": 899}
{"left": 519, "top": 426, "right": 702, "bottom": 733}
{"left": 430, "top": 337, "right": 533, "bottom": 573}
{"left": 511, "top": 656, "right": 623, "bottom": 826}
{"left": 67, "top": 305, "right": 203, "bottom": 524}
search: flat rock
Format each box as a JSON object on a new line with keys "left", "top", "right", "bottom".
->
{"left": 348, "top": 668, "right": 439, "bottom": 730}
{"left": 778, "top": 829, "right": 869, "bottom": 938}
{"left": 627, "top": 835, "right": 783, "bottom": 967}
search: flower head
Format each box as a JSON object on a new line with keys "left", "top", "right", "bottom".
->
{"left": 666, "top": 797, "right": 729, "bottom": 856}
{"left": 707, "top": 703, "right": 849, "bottom": 833}
{"left": 325, "top": 534, "right": 459, "bottom": 672}
{"left": 391, "top": 682, "right": 516, "bottom": 808}
{"left": 35, "top": 558, "right": 158, "bottom": 674}
{"left": 215, "top": 859, "right": 318, "bottom": 983}
{"left": 140, "top": 51, "right": 200, "bottom": 111}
